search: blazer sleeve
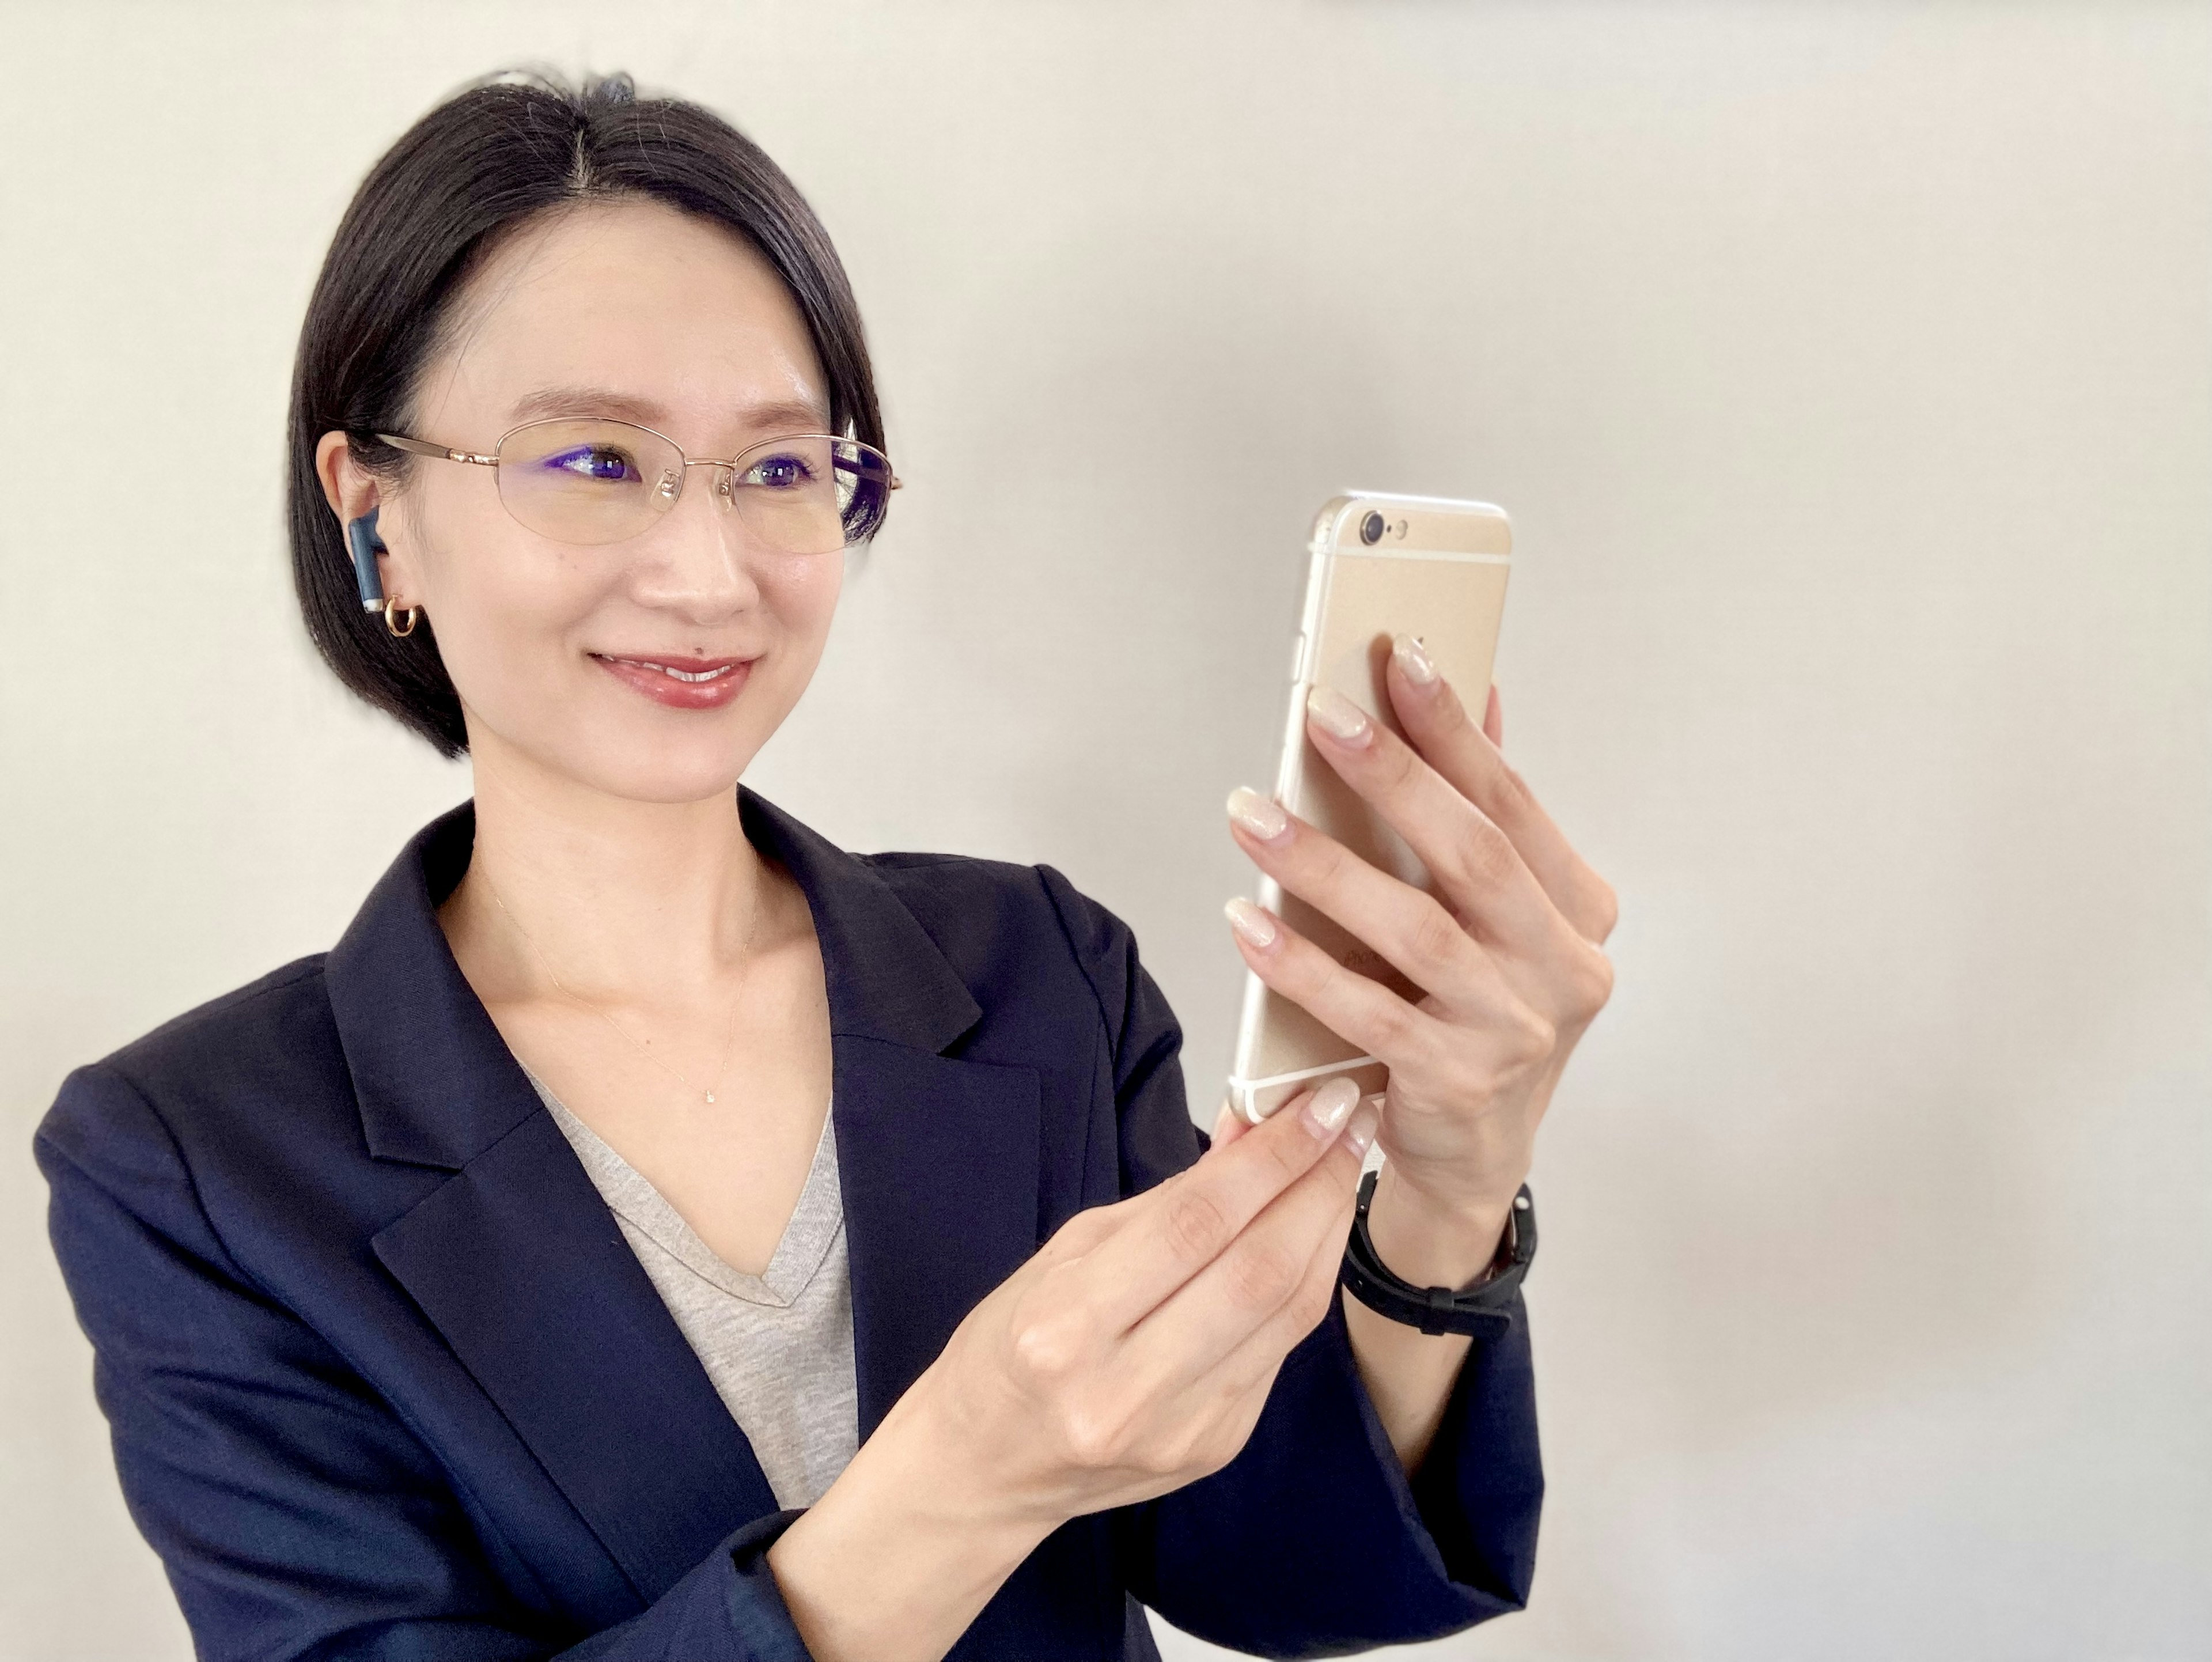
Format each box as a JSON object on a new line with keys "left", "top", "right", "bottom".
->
{"left": 1037, "top": 868, "right": 1544, "bottom": 1657}
{"left": 36, "top": 1063, "right": 815, "bottom": 1662}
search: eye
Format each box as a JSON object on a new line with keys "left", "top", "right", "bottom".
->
{"left": 740, "top": 451, "right": 819, "bottom": 490}
{"left": 541, "top": 445, "right": 641, "bottom": 483}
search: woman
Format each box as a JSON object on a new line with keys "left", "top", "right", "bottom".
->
{"left": 36, "top": 73, "right": 1615, "bottom": 1662}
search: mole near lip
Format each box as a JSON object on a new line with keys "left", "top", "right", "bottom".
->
{"left": 592, "top": 652, "right": 755, "bottom": 709}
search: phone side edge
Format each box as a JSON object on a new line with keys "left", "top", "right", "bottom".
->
{"left": 1227, "top": 532, "right": 1339, "bottom": 1122}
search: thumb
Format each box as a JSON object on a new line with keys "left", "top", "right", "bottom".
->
{"left": 1209, "top": 1097, "right": 1255, "bottom": 1150}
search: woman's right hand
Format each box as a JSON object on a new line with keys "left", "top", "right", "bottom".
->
{"left": 922, "top": 1076, "right": 1377, "bottom": 1520}
{"left": 767, "top": 1078, "right": 1378, "bottom": 1662}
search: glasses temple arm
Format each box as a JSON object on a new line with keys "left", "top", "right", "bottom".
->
{"left": 373, "top": 433, "right": 499, "bottom": 467}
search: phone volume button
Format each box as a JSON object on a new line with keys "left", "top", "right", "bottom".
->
{"left": 1289, "top": 632, "right": 1308, "bottom": 682}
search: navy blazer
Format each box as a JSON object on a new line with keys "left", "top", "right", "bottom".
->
{"left": 37, "top": 792, "right": 1541, "bottom": 1661}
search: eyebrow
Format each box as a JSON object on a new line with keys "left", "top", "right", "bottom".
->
{"left": 507, "top": 386, "right": 832, "bottom": 440}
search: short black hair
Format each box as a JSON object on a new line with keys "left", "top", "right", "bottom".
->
{"left": 286, "top": 71, "right": 883, "bottom": 756}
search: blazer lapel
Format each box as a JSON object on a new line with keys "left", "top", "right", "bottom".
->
{"left": 329, "top": 792, "right": 1050, "bottom": 1599}
{"left": 370, "top": 1116, "right": 780, "bottom": 1600}
{"left": 332, "top": 802, "right": 777, "bottom": 1602}
{"left": 831, "top": 1037, "right": 1042, "bottom": 1434}
{"left": 739, "top": 792, "right": 1047, "bottom": 1436}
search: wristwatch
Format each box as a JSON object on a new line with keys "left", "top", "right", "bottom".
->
{"left": 1339, "top": 1172, "right": 1536, "bottom": 1341}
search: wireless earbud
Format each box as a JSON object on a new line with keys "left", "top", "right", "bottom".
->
{"left": 346, "top": 508, "right": 387, "bottom": 611}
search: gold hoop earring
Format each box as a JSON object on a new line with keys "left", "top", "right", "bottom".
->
{"left": 384, "top": 598, "right": 420, "bottom": 638}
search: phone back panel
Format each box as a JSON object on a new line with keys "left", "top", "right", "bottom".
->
{"left": 1228, "top": 494, "right": 1512, "bottom": 1120}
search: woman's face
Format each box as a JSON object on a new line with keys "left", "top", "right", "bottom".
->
{"left": 323, "top": 196, "right": 844, "bottom": 805}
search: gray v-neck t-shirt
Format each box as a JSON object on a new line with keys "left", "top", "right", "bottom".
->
{"left": 527, "top": 1073, "right": 860, "bottom": 1510}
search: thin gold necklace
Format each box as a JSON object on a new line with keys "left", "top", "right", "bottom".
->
{"left": 480, "top": 869, "right": 767, "bottom": 1106}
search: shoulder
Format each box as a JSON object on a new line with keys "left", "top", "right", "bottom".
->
{"left": 862, "top": 850, "right": 1128, "bottom": 954}
{"left": 858, "top": 850, "right": 1177, "bottom": 1056}
{"left": 35, "top": 955, "right": 346, "bottom": 1192}
{"left": 65, "top": 954, "right": 334, "bottom": 1102}
{"left": 863, "top": 844, "right": 1128, "bottom": 968}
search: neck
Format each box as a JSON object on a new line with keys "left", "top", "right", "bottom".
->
{"left": 445, "top": 732, "right": 768, "bottom": 1008}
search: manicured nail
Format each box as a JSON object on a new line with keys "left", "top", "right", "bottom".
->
{"left": 1343, "top": 1103, "right": 1381, "bottom": 1158}
{"left": 1392, "top": 633, "right": 1438, "bottom": 687}
{"left": 1226, "top": 786, "right": 1289, "bottom": 841}
{"left": 1301, "top": 1077, "right": 1361, "bottom": 1139}
{"left": 1306, "top": 684, "right": 1374, "bottom": 745}
{"left": 1222, "top": 896, "right": 1279, "bottom": 949}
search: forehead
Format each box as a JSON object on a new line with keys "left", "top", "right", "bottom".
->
{"left": 412, "top": 196, "right": 828, "bottom": 441}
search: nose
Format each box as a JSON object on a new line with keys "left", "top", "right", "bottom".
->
{"left": 628, "top": 461, "right": 765, "bottom": 622}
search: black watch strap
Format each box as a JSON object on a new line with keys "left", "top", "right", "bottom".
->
{"left": 1339, "top": 1172, "right": 1536, "bottom": 1341}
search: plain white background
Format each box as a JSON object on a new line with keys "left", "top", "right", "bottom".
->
{"left": 3, "top": 3, "right": 2206, "bottom": 1658}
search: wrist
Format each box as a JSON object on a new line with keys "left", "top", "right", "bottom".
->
{"left": 1365, "top": 1163, "right": 1518, "bottom": 1290}
{"left": 768, "top": 1370, "right": 1054, "bottom": 1661}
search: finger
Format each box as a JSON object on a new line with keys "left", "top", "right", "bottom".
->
{"left": 1201, "top": 1149, "right": 1365, "bottom": 1393}
{"left": 1280, "top": 689, "right": 1576, "bottom": 976}
{"left": 1036, "top": 1191, "right": 1137, "bottom": 1264}
{"left": 1077, "top": 1078, "right": 1363, "bottom": 1332}
{"left": 1224, "top": 894, "right": 1526, "bottom": 1086}
{"left": 1483, "top": 682, "right": 1503, "bottom": 747}
{"left": 1387, "top": 635, "right": 1618, "bottom": 945}
{"left": 1279, "top": 696, "right": 1608, "bottom": 1013}
{"left": 1134, "top": 1189, "right": 1354, "bottom": 1467}
{"left": 1042, "top": 1095, "right": 1272, "bottom": 1274}
{"left": 1210, "top": 1099, "right": 1252, "bottom": 1150}
{"left": 1127, "top": 1102, "right": 1375, "bottom": 1388}
{"left": 1226, "top": 785, "right": 1535, "bottom": 1022}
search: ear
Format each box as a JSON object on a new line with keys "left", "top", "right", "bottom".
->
{"left": 315, "top": 429, "right": 378, "bottom": 525}
{"left": 315, "top": 431, "right": 419, "bottom": 614}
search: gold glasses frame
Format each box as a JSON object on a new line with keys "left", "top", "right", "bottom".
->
{"left": 372, "top": 418, "right": 901, "bottom": 550}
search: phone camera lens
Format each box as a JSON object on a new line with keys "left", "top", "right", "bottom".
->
{"left": 1359, "top": 511, "right": 1385, "bottom": 546}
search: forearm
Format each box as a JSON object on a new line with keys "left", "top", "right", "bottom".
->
{"left": 766, "top": 1381, "right": 1054, "bottom": 1662}
{"left": 1340, "top": 1163, "right": 1514, "bottom": 1470}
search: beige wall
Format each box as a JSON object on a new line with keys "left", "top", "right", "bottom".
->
{"left": 3, "top": 3, "right": 2206, "bottom": 1657}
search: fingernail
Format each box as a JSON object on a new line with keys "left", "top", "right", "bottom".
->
{"left": 1222, "top": 896, "right": 1279, "bottom": 949}
{"left": 1226, "top": 786, "right": 1289, "bottom": 841}
{"left": 1392, "top": 633, "right": 1438, "bottom": 687}
{"left": 1343, "top": 1103, "right": 1381, "bottom": 1158}
{"left": 1301, "top": 1077, "right": 1361, "bottom": 1139}
{"left": 1306, "top": 684, "right": 1373, "bottom": 746}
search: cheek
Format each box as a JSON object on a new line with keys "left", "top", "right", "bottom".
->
{"left": 407, "top": 495, "right": 612, "bottom": 712}
{"left": 734, "top": 552, "right": 844, "bottom": 730}
{"left": 756, "top": 551, "right": 844, "bottom": 669}
{"left": 770, "top": 551, "right": 844, "bottom": 637}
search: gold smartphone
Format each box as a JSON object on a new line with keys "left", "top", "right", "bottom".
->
{"left": 1226, "top": 491, "right": 1513, "bottom": 1123}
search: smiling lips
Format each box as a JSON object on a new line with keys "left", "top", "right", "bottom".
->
{"left": 590, "top": 652, "right": 754, "bottom": 710}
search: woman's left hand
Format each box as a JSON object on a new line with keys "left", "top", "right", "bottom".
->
{"left": 1223, "top": 632, "right": 1617, "bottom": 1265}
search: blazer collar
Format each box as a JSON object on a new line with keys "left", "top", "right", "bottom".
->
{"left": 328, "top": 787, "right": 984, "bottom": 1169}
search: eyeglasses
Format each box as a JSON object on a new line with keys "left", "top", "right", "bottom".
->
{"left": 374, "top": 419, "right": 898, "bottom": 554}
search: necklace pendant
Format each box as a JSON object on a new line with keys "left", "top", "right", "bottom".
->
{"left": 704, "top": 1092, "right": 716, "bottom": 1104}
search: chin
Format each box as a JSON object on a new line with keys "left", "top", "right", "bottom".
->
{"left": 469, "top": 706, "right": 762, "bottom": 807}
{"left": 582, "top": 726, "right": 766, "bottom": 806}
